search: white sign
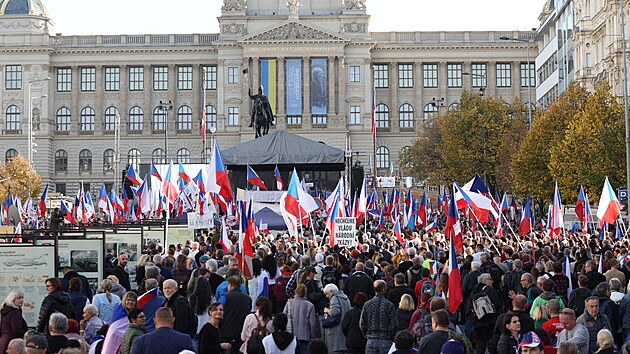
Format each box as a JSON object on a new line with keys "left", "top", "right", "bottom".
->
{"left": 187, "top": 212, "right": 215, "bottom": 229}
{"left": 334, "top": 217, "right": 357, "bottom": 248}
{"left": 377, "top": 176, "right": 396, "bottom": 188}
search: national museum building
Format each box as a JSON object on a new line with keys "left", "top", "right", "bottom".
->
{"left": 0, "top": 0, "right": 535, "bottom": 195}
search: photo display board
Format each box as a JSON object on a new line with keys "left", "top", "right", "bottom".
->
{"left": 167, "top": 226, "right": 195, "bottom": 248}
{"left": 143, "top": 227, "right": 165, "bottom": 247}
{"left": 105, "top": 231, "right": 143, "bottom": 290}
{"left": 35, "top": 238, "right": 105, "bottom": 297}
{"left": 0, "top": 245, "right": 55, "bottom": 327}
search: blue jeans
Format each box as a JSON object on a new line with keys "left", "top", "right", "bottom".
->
{"left": 365, "top": 339, "right": 392, "bottom": 354}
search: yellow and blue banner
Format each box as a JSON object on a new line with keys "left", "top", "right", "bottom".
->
{"left": 259, "top": 59, "right": 277, "bottom": 114}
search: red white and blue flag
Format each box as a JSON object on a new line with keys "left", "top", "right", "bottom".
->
{"left": 597, "top": 177, "right": 621, "bottom": 227}
{"left": 150, "top": 162, "right": 162, "bottom": 182}
{"left": 518, "top": 198, "right": 532, "bottom": 236}
{"left": 445, "top": 184, "right": 463, "bottom": 252}
{"left": 125, "top": 164, "right": 143, "bottom": 186}
{"left": 219, "top": 217, "right": 232, "bottom": 253}
{"left": 162, "top": 160, "right": 180, "bottom": 205}
{"left": 418, "top": 191, "right": 427, "bottom": 227}
{"left": 38, "top": 183, "right": 48, "bottom": 217}
{"left": 549, "top": 181, "right": 564, "bottom": 236}
{"left": 178, "top": 163, "right": 191, "bottom": 184}
{"left": 213, "top": 140, "right": 233, "bottom": 202}
{"left": 447, "top": 232, "right": 463, "bottom": 314}
{"left": 392, "top": 217, "right": 403, "bottom": 243}
{"left": 247, "top": 165, "right": 268, "bottom": 190}
{"left": 425, "top": 215, "right": 437, "bottom": 233}
{"left": 326, "top": 193, "right": 342, "bottom": 247}
{"left": 274, "top": 165, "right": 284, "bottom": 190}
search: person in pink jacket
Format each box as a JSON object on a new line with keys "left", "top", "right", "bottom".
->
{"left": 241, "top": 297, "right": 274, "bottom": 353}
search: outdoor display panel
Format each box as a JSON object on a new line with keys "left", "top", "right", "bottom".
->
{"left": 167, "top": 226, "right": 195, "bottom": 249}
{"left": 285, "top": 59, "right": 302, "bottom": 116}
{"left": 0, "top": 245, "right": 56, "bottom": 327}
{"left": 105, "top": 231, "right": 143, "bottom": 290}
{"left": 310, "top": 58, "right": 328, "bottom": 115}
{"left": 143, "top": 227, "right": 165, "bottom": 248}
{"left": 35, "top": 238, "right": 105, "bottom": 297}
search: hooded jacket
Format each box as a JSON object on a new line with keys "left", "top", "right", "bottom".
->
{"left": 37, "top": 291, "right": 75, "bottom": 334}
{"left": 530, "top": 291, "right": 565, "bottom": 316}
{"left": 262, "top": 332, "right": 298, "bottom": 354}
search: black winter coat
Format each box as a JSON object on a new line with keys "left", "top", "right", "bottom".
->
{"left": 341, "top": 307, "right": 366, "bottom": 351}
{"left": 37, "top": 291, "right": 75, "bottom": 334}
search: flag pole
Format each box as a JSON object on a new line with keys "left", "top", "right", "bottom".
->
{"left": 202, "top": 69, "right": 207, "bottom": 163}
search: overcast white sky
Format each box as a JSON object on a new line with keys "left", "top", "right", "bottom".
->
{"left": 45, "top": 0, "right": 542, "bottom": 36}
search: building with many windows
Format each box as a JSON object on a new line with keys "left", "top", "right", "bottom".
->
{"left": 0, "top": 0, "right": 536, "bottom": 195}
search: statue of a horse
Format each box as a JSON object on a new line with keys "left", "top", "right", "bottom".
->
{"left": 249, "top": 87, "right": 275, "bottom": 138}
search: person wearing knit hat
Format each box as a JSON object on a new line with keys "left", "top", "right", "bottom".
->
{"left": 440, "top": 339, "right": 464, "bottom": 354}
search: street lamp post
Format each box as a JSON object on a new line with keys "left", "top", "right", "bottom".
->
{"left": 500, "top": 36, "right": 534, "bottom": 128}
{"left": 158, "top": 100, "right": 173, "bottom": 162}
{"left": 621, "top": 0, "right": 630, "bottom": 226}
{"left": 27, "top": 77, "right": 50, "bottom": 198}
{"left": 462, "top": 72, "right": 487, "bottom": 96}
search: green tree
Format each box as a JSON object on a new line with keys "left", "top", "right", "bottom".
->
{"left": 0, "top": 155, "right": 42, "bottom": 201}
{"left": 548, "top": 81, "right": 626, "bottom": 201}
{"left": 511, "top": 83, "right": 589, "bottom": 200}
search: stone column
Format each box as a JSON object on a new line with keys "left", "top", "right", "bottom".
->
{"left": 71, "top": 66, "right": 79, "bottom": 133}
{"left": 168, "top": 64, "right": 176, "bottom": 133}
{"left": 389, "top": 62, "right": 398, "bottom": 133}
{"left": 327, "top": 56, "right": 335, "bottom": 120}
{"left": 337, "top": 56, "right": 346, "bottom": 122}
{"left": 414, "top": 61, "right": 423, "bottom": 129}
{"left": 143, "top": 65, "right": 151, "bottom": 135}
{"left": 119, "top": 65, "right": 128, "bottom": 133}
{"left": 95, "top": 65, "right": 103, "bottom": 133}
{"left": 487, "top": 62, "right": 496, "bottom": 98}
{"left": 216, "top": 60, "right": 225, "bottom": 130}
{"left": 252, "top": 57, "right": 260, "bottom": 90}
{"left": 193, "top": 64, "right": 202, "bottom": 139}
{"left": 303, "top": 57, "right": 310, "bottom": 125}
{"left": 277, "top": 57, "right": 285, "bottom": 118}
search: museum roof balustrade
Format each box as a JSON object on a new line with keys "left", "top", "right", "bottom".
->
{"left": 369, "top": 30, "right": 536, "bottom": 44}
{"left": 50, "top": 33, "right": 220, "bottom": 48}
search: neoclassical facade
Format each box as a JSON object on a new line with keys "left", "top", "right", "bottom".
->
{"left": 0, "top": 0, "right": 535, "bottom": 195}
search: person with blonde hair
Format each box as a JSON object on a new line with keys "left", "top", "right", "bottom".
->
{"left": 92, "top": 279, "right": 121, "bottom": 323}
{"left": 106, "top": 275, "right": 126, "bottom": 299}
{"left": 558, "top": 342, "right": 579, "bottom": 354}
{"left": 397, "top": 294, "right": 416, "bottom": 332}
{"left": 0, "top": 289, "right": 27, "bottom": 353}
{"left": 596, "top": 329, "right": 617, "bottom": 354}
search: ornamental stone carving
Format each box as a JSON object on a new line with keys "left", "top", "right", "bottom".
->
{"left": 255, "top": 23, "right": 332, "bottom": 41}
{"left": 342, "top": 23, "right": 366, "bottom": 33}
{"left": 222, "top": 0, "right": 245, "bottom": 12}
{"left": 344, "top": 0, "right": 366, "bottom": 10}
{"left": 222, "top": 23, "right": 246, "bottom": 34}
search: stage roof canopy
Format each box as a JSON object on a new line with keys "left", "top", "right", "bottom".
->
{"left": 221, "top": 131, "right": 345, "bottom": 166}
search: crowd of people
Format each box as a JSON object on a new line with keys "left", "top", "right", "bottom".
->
{"left": 1, "top": 220, "right": 630, "bottom": 354}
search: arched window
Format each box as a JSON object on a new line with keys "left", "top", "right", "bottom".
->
{"left": 376, "top": 146, "right": 390, "bottom": 169}
{"left": 448, "top": 103, "right": 459, "bottom": 111}
{"left": 5, "top": 149, "right": 18, "bottom": 162}
{"left": 129, "top": 106, "right": 144, "bottom": 131}
{"left": 127, "top": 149, "right": 141, "bottom": 170}
{"left": 56, "top": 107, "right": 71, "bottom": 132}
{"left": 79, "top": 149, "right": 92, "bottom": 172}
{"left": 152, "top": 148, "right": 166, "bottom": 164}
{"left": 80, "top": 107, "right": 95, "bottom": 131}
{"left": 104, "top": 106, "right": 119, "bottom": 132}
{"left": 375, "top": 104, "right": 389, "bottom": 129}
{"left": 177, "top": 105, "right": 192, "bottom": 130}
{"left": 399, "top": 103, "right": 414, "bottom": 129}
{"left": 5, "top": 105, "right": 20, "bottom": 131}
{"left": 177, "top": 148, "right": 190, "bottom": 164}
{"left": 205, "top": 105, "right": 217, "bottom": 131}
{"left": 203, "top": 148, "right": 212, "bottom": 163}
{"left": 55, "top": 149, "right": 68, "bottom": 173}
{"left": 103, "top": 149, "right": 114, "bottom": 171}
{"left": 152, "top": 106, "right": 166, "bottom": 131}
{"left": 423, "top": 103, "right": 438, "bottom": 122}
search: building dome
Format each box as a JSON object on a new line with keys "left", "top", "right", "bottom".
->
{"left": 0, "top": 0, "right": 48, "bottom": 16}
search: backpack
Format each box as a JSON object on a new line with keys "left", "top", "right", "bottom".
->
{"left": 420, "top": 280, "right": 435, "bottom": 297}
{"left": 321, "top": 268, "right": 337, "bottom": 287}
{"left": 472, "top": 286, "right": 496, "bottom": 320}
{"left": 176, "top": 297, "right": 198, "bottom": 338}
{"left": 174, "top": 269, "right": 191, "bottom": 297}
{"left": 247, "top": 314, "right": 270, "bottom": 354}
{"left": 408, "top": 268, "right": 423, "bottom": 290}
{"left": 275, "top": 276, "right": 290, "bottom": 304}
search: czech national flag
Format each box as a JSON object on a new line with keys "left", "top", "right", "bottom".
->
{"left": 178, "top": 163, "right": 191, "bottom": 184}
{"left": 549, "top": 182, "right": 564, "bottom": 236}
{"left": 445, "top": 184, "right": 463, "bottom": 253}
{"left": 418, "top": 191, "right": 427, "bottom": 227}
{"left": 575, "top": 186, "right": 586, "bottom": 224}
{"left": 219, "top": 217, "right": 232, "bottom": 252}
{"left": 326, "top": 193, "right": 342, "bottom": 247}
{"left": 518, "top": 198, "right": 532, "bottom": 236}
{"left": 424, "top": 216, "right": 437, "bottom": 233}
{"left": 247, "top": 165, "right": 267, "bottom": 190}
{"left": 150, "top": 163, "right": 162, "bottom": 182}
{"left": 213, "top": 141, "right": 233, "bottom": 201}
{"left": 447, "top": 232, "right": 463, "bottom": 314}
{"left": 274, "top": 166, "right": 284, "bottom": 190}
{"left": 125, "top": 164, "right": 143, "bottom": 186}
{"left": 60, "top": 200, "right": 72, "bottom": 224}
{"left": 38, "top": 183, "right": 48, "bottom": 217}
{"left": 161, "top": 160, "right": 180, "bottom": 205}
{"left": 98, "top": 184, "right": 109, "bottom": 211}
{"left": 597, "top": 177, "right": 621, "bottom": 227}
{"left": 392, "top": 217, "right": 403, "bottom": 243}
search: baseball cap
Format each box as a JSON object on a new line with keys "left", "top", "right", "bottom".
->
{"left": 25, "top": 334, "right": 48, "bottom": 350}
{"left": 441, "top": 339, "right": 464, "bottom": 354}
{"left": 519, "top": 331, "right": 542, "bottom": 348}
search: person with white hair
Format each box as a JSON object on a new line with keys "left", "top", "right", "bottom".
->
{"left": 79, "top": 304, "right": 102, "bottom": 342}
{"left": 323, "top": 283, "right": 351, "bottom": 353}
{"left": 6, "top": 338, "right": 25, "bottom": 354}
{"left": 0, "top": 289, "right": 27, "bottom": 354}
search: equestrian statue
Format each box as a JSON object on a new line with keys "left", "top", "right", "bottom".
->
{"left": 249, "top": 86, "right": 275, "bottom": 138}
